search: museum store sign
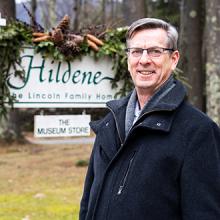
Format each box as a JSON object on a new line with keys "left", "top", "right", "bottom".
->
{"left": 7, "top": 47, "right": 121, "bottom": 108}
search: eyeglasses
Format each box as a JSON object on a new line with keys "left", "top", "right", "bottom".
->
{"left": 125, "top": 47, "right": 174, "bottom": 58}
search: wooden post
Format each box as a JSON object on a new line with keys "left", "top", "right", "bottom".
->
{"left": 0, "top": 12, "right": 8, "bottom": 142}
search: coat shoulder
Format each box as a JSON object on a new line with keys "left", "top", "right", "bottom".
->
{"left": 89, "top": 95, "right": 130, "bottom": 134}
{"left": 89, "top": 111, "right": 113, "bottom": 134}
{"left": 176, "top": 101, "right": 220, "bottom": 144}
{"left": 179, "top": 101, "right": 218, "bottom": 127}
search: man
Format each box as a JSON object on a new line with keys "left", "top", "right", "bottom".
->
{"left": 80, "top": 18, "right": 220, "bottom": 220}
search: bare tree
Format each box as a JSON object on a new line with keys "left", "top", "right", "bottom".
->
{"left": 73, "top": 0, "right": 82, "bottom": 30}
{"left": 39, "top": 0, "right": 57, "bottom": 29}
{"left": 205, "top": 0, "right": 220, "bottom": 125}
{"left": 31, "top": 0, "right": 37, "bottom": 26}
{"left": 179, "top": 0, "right": 205, "bottom": 110}
{"left": 110, "top": 0, "right": 115, "bottom": 19}
{"left": 82, "top": 0, "right": 90, "bottom": 27}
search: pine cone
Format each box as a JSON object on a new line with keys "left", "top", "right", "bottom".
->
{"left": 56, "top": 15, "right": 70, "bottom": 32}
{"left": 57, "top": 41, "right": 81, "bottom": 56}
{"left": 50, "top": 28, "right": 64, "bottom": 44}
{"left": 67, "top": 34, "right": 84, "bottom": 45}
{"left": 65, "top": 40, "right": 81, "bottom": 53}
{"left": 57, "top": 44, "right": 71, "bottom": 56}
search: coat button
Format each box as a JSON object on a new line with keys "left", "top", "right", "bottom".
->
{"left": 106, "top": 122, "right": 109, "bottom": 126}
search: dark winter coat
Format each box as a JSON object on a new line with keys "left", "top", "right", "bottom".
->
{"left": 79, "top": 79, "right": 220, "bottom": 220}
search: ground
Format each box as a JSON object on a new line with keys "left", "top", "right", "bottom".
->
{"left": 0, "top": 139, "right": 92, "bottom": 220}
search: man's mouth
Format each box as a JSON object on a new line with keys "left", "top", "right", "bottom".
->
{"left": 137, "top": 70, "right": 155, "bottom": 75}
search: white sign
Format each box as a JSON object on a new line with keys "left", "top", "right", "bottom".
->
{"left": 7, "top": 47, "right": 121, "bottom": 108}
{"left": 34, "top": 115, "right": 91, "bottom": 137}
{"left": 0, "top": 13, "right": 6, "bottom": 26}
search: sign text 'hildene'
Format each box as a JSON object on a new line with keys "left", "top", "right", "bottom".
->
{"left": 7, "top": 47, "right": 121, "bottom": 108}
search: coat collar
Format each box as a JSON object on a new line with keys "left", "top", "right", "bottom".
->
{"left": 107, "top": 78, "right": 186, "bottom": 115}
{"left": 106, "top": 79, "right": 186, "bottom": 136}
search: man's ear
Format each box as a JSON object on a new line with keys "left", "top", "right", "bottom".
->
{"left": 127, "top": 57, "right": 131, "bottom": 72}
{"left": 171, "top": 50, "right": 180, "bottom": 71}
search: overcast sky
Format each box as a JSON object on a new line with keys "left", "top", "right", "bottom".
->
{"left": 16, "top": 0, "right": 29, "bottom": 3}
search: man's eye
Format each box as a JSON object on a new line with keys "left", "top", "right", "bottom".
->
{"left": 131, "top": 49, "right": 143, "bottom": 55}
{"left": 149, "top": 49, "right": 162, "bottom": 55}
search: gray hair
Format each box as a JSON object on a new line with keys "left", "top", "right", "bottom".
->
{"left": 126, "top": 18, "right": 178, "bottom": 50}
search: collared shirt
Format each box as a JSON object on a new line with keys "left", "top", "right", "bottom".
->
{"left": 133, "top": 100, "right": 141, "bottom": 124}
{"left": 125, "top": 75, "right": 175, "bottom": 136}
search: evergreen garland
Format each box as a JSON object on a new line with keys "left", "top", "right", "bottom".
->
{"left": 0, "top": 21, "right": 32, "bottom": 119}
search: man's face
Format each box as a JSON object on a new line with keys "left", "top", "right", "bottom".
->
{"left": 127, "top": 28, "right": 179, "bottom": 96}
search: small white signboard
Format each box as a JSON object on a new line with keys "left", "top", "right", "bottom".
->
{"left": 34, "top": 115, "right": 91, "bottom": 137}
{"left": 0, "top": 13, "right": 6, "bottom": 26}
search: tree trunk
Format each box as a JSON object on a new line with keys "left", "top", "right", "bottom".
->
{"left": 110, "top": 0, "right": 115, "bottom": 20}
{"left": 31, "top": 0, "right": 37, "bottom": 26}
{"left": 82, "top": 0, "right": 89, "bottom": 26}
{"left": 73, "top": 0, "right": 81, "bottom": 31}
{"left": 146, "top": 0, "right": 154, "bottom": 17}
{"left": 0, "top": 0, "right": 23, "bottom": 142}
{"left": 39, "top": 0, "right": 56, "bottom": 29}
{"left": 205, "top": 0, "right": 220, "bottom": 125}
{"left": 0, "top": 0, "right": 15, "bottom": 20}
{"left": 179, "top": 0, "right": 205, "bottom": 111}
{"left": 122, "top": 0, "right": 146, "bottom": 26}
{"left": 101, "top": 0, "right": 106, "bottom": 25}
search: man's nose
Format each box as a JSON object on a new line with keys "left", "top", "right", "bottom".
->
{"left": 139, "top": 50, "right": 152, "bottom": 64}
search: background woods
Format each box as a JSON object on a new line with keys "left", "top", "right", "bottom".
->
{"left": 205, "top": 0, "right": 220, "bottom": 125}
{"left": 179, "top": 0, "right": 204, "bottom": 110}
{"left": 1, "top": 0, "right": 220, "bottom": 143}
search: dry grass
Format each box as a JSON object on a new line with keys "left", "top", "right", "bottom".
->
{"left": 0, "top": 140, "right": 92, "bottom": 220}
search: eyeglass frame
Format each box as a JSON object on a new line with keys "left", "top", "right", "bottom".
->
{"left": 125, "top": 47, "right": 175, "bottom": 58}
